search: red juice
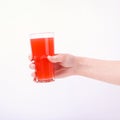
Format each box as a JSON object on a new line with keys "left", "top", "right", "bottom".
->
{"left": 30, "top": 35, "right": 54, "bottom": 83}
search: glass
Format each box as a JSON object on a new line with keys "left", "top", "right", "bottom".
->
{"left": 30, "top": 32, "right": 55, "bottom": 83}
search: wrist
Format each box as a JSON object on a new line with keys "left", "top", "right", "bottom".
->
{"left": 72, "top": 56, "right": 82, "bottom": 75}
{"left": 73, "top": 56, "right": 90, "bottom": 76}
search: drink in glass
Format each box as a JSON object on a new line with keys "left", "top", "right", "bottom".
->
{"left": 30, "top": 32, "right": 54, "bottom": 82}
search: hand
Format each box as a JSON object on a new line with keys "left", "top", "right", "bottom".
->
{"left": 29, "top": 54, "right": 77, "bottom": 79}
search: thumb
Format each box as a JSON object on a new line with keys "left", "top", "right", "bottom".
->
{"left": 47, "top": 54, "right": 64, "bottom": 63}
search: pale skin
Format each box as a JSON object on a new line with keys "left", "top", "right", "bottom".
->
{"left": 29, "top": 54, "right": 120, "bottom": 85}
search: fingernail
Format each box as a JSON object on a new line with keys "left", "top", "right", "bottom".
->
{"left": 47, "top": 55, "right": 51, "bottom": 59}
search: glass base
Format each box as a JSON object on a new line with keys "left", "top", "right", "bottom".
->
{"left": 33, "top": 77, "right": 54, "bottom": 83}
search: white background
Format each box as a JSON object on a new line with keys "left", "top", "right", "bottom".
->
{"left": 0, "top": 0, "right": 120, "bottom": 120}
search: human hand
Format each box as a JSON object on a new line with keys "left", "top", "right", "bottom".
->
{"left": 29, "top": 54, "right": 77, "bottom": 79}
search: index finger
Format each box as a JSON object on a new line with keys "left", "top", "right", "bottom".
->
{"left": 28, "top": 55, "right": 33, "bottom": 61}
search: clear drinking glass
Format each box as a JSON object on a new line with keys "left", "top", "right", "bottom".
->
{"left": 30, "top": 32, "right": 55, "bottom": 83}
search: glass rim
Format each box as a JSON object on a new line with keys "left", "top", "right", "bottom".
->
{"left": 29, "top": 32, "right": 54, "bottom": 39}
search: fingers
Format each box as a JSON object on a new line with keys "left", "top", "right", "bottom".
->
{"left": 29, "top": 54, "right": 74, "bottom": 79}
{"left": 31, "top": 72, "right": 36, "bottom": 77}
{"left": 28, "top": 55, "right": 36, "bottom": 79}
{"left": 29, "top": 63, "right": 35, "bottom": 69}
{"left": 28, "top": 55, "right": 35, "bottom": 69}
{"left": 28, "top": 55, "right": 32, "bottom": 61}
